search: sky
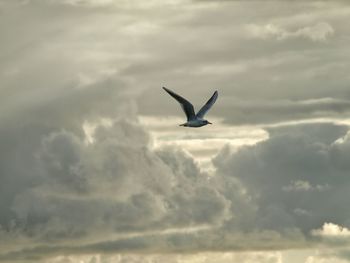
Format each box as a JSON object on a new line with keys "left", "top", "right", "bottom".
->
{"left": 1, "top": 0, "right": 350, "bottom": 262}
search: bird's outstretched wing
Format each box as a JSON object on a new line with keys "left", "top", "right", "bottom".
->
{"left": 162, "top": 87, "right": 195, "bottom": 121}
{"left": 196, "top": 90, "right": 218, "bottom": 119}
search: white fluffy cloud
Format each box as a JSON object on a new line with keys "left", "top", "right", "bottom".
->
{"left": 312, "top": 223, "right": 350, "bottom": 238}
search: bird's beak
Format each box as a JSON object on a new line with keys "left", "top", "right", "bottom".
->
{"left": 179, "top": 124, "right": 185, "bottom": 126}
{"left": 208, "top": 121, "right": 212, "bottom": 124}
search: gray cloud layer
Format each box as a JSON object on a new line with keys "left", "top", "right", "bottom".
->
{"left": 5, "top": 117, "right": 350, "bottom": 260}
{"left": 1, "top": 0, "right": 350, "bottom": 262}
{"left": 214, "top": 123, "right": 350, "bottom": 234}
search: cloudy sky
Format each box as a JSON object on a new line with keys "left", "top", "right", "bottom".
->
{"left": 1, "top": 0, "right": 350, "bottom": 262}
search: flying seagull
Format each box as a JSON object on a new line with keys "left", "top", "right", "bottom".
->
{"left": 163, "top": 87, "right": 218, "bottom": 127}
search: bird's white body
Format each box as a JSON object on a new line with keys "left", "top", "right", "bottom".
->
{"left": 180, "top": 119, "right": 208, "bottom": 127}
{"left": 162, "top": 87, "right": 218, "bottom": 128}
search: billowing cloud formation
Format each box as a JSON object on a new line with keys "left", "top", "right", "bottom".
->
{"left": 4, "top": 117, "right": 350, "bottom": 261}
{"left": 0, "top": 118, "right": 232, "bottom": 260}
{"left": 214, "top": 123, "right": 350, "bottom": 235}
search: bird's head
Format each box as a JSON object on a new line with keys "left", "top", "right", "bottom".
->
{"left": 205, "top": 120, "right": 212, "bottom": 125}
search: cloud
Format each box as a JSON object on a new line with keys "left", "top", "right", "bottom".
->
{"left": 5, "top": 95, "right": 347, "bottom": 260}
{"left": 24, "top": 0, "right": 187, "bottom": 9}
{"left": 247, "top": 22, "right": 334, "bottom": 42}
{"left": 213, "top": 123, "right": 350, "bottom": 235}
{"left": 43, "top": 251, "right": 283, "bottom": 263}
{"left": 282, "top": 180, "right": 329, "bottom": 192}
{"left": 1, "top": 0, "right": 350, "bottom": 261}
{"left": 59, "top": 0, "right": 116, "bottom": 7}
{"left": 219, "top": 98, "right": 350, "bottom": 125}
{"left": 0, "top": 117, "right": 231, "bottom": 260}
{"left": 312, "top": 223, "right": 350, "bottom": 238}
{"left": 306, "top": 253, "right": 349, "bottom": 263}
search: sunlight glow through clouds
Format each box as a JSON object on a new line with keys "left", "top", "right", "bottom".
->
{"left": 139, "top": 116, "right": 269, "bottom": 172}
{"left": 82, "top": 116, "right": 269, "bottom": 173}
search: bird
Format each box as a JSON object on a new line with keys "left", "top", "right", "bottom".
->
{"left": 162, "top": 87, "right": 218, "bottom": 128}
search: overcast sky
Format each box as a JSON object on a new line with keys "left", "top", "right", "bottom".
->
{"left": 1, "top": 0, "right": 350, "bottom": 262}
